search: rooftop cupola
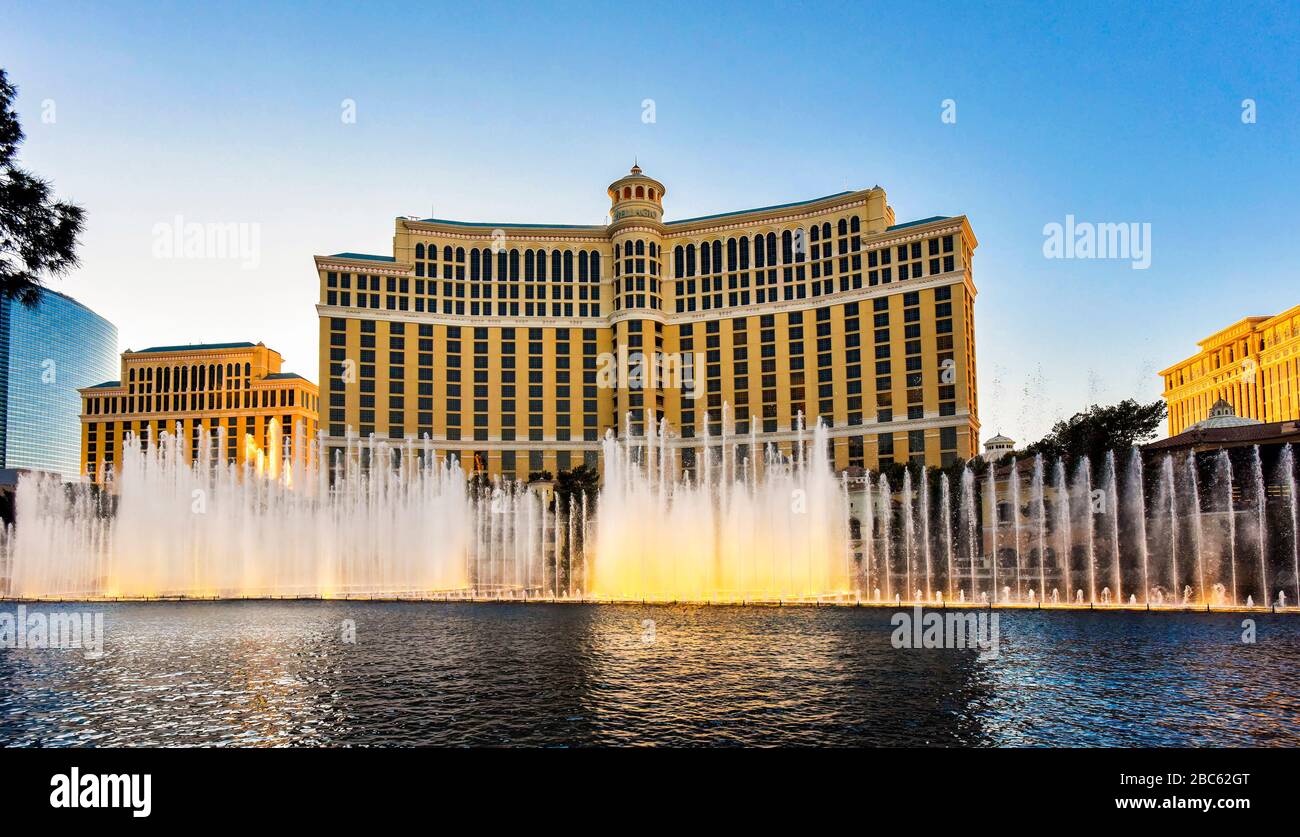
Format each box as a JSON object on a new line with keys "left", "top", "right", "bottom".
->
{"left": 607, "top": 162, "right": 665, "bottom": 227}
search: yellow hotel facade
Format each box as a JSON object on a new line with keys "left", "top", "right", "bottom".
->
{"left": 315, "top": 166, "right": 979, "bottom": 478}
{"left": 1160, "top": 303, "right": 1300, "bottom": 436}
{"left": 79, "top": 342, "right": 319, "bottom": 481}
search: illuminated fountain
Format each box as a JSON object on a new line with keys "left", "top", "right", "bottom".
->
{"left": 588, "top": 413, "right": 852, "bottom": 602}
{"left": 0, "top": 411, "right": 852, "bottom": 603}
{"left": 0, "top": 411, "right": 1298, "bottom": 609}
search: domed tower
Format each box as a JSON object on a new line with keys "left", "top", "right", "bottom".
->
{"left": 608, "top": 162, "right": 665, "bottom": 226}
{"left": 607, "top": 163, "right": 667, "bottom": 437}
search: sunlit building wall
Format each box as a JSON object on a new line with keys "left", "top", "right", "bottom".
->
{"left": 0, "top": 290, "right": 118, "bottom": 479}
{"left": 80, "top": 341, "right": 319, "bottom": 482}
{"left": 1160, "top": 303, "right": 1300, "bottom": 435}
{"left": 316, "top": 166, "right": 980, "bottom": 478}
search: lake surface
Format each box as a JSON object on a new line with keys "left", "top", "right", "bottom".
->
{"left": 0, "top": 602, "right": 1296, "bottom": 746}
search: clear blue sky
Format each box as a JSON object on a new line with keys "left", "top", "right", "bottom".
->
{"left": 4, "top": 0, "right": 1297, "bottom": 443}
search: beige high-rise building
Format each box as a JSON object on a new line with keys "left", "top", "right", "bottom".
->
{"left": 1161, "top": 304, "right": 1300, "bottom": 435}
{"left": 80, "top": 341, "right": 319, "bottom": 481}
{"left": 315, "top": 166, "right": 980, "bottom": 478}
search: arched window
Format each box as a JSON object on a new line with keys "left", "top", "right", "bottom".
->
{"left": 470, "top": 248, "right": 481, "bottom": 281}
{"left": 455, "top": 247, "right": 465, "bottom": 262}
{"left": 648, "top": 188, "right": 656, "bottom": 200}
{"left": 635, "top": 240, "right": 645, "bottom": 256}
{"left": 674, "top": 245, "right": 684, "bottom": 278}
{"left": 837, "top": 218, "right": 848, "bottom": 236}
{"left": 711, "top": 240, "right": 721, "bottom": 272}
{"left": 850, "top": 216, "right": 861, "bottom": 233}
{"left": 563, "top": 250, "right": 574, "bottom": 281}
{"left": 509, "top": 249, "right": 520, "bottom": 280}
{"left": 537, "top": 250, "right": 547, "bottom": 281}
{"left": 623, "top": 187, "right": 631, "bottom": 199}
{"left": 685, "top": 243, "right": 696, "bottom": 277}
{"left": 524, "top": 250, "right": 535, "bottom": 280}
{"left": 443, "top": 245, "right": 453, "bottom": 261}
{"left": 766, "top": 232, "right": 777, "bottom": 265}
{"left": 589, "top": 251, "right": 600, "bottom": 281}
{"left": 701, "top": 241, "right": 711, "bottom": 274}
{"left": 578, "top": 251, "right": 589, "bottom": 282}
{"left": 821, "top": 222, "right": 831, "bottom": 240}
{"left": 754, "top": 234, "right": 765, "bottom": 268}
{"left": 551, "top": 250, "right": 562, "bottom": 279}
{"left": 415, "top": 242, "right": 425, "bottom": 259}
{"left": 635, "top": 186, "right": 644, "bottom": 198}
{"left": 810, "top": 225, "right": 820, "bottom": 242}
{"left": 727, "top": 238, "right": 738, "bottom": 270}
{"left": 782, "top": 230, "right": 793, "bottom": 263}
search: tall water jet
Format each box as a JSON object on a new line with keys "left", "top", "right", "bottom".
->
{"left": 1103, "top": 451, "right": 1123, "bottom": 604}
{"left": 1187, "top": 451, "right": 1206, "bottom": 604}
{"left": 902, "top": 469, "right": 915, "bottom": 601}
{"left": 1278, "top": 444, "right": 1300, "bottom": 606}
{"left": 920, "top": 468, "right": 932, "bottom": 601}
{"left": 1126, "top": 448, "right": 1150, "bottom": 604}
{"left": 986, "top": 463, "right": 998, "bottom": 603}
{"left": 1160, "top": 455, "right": 1179, "bottom": 603}
{"left": 941, "top": 473, "right": 954, "bottom": 601}
{"left": 878, "top": 474, "right": 893, "bottom": 601}
{"left": 1032, "top": 455, "right": 1047, "bottom": 602}
{"left": 960, "top": 466, "right": 977, "bottom": 601}
{"left": 1214, "top": 450, "right": 1238, "bottom": 606}
{"left": 1251, "top": 445, "right": 1268, "bottom": 606}
{"left": 1053, "top": 459, "right": 1073, "bottom": 601}
{"left": 1073, "top": 458, "right": 1097, "bottom": 604}
{"left": 860, "top": 474, "right": 875, "bottom": 597}
{"left": 1009, "top": 457, "right": 1022, "bottom": 600}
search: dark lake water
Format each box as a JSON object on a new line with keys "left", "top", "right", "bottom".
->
{"left": 0, "top": 602, "right": 1296, "bottom": 746}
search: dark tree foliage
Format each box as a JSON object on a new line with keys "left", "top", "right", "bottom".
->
{"left": 1016, "top": 399, "right": 1167, "bottom": 465}
{"left": 0, "top": 68, "right": 85, "bottom": 305}
{"left": 554, "top": 464, "right": 599, "bottom": 514}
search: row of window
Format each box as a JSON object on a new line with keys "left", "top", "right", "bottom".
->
{"left": 84, "top": 414, "right": 309, "bottom": 478}
{"left": 84, "top": 388, "right": 314, "bottom": 416}
{"left": 407, "top": 247, "right": 604, "bottom": 284}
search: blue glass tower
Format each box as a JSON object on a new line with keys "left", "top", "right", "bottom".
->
{"left": 0, "top": 289, "right": 118, "bottom": 479}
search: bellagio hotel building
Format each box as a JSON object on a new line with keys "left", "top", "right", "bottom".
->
{"left": 315, "top": 166, "right": 980, "bottom": 478}
{"left": 1161, "top": 303, "right": 1300, "bottom": 435}
{"left": 79, "top": 342, "right": 319, "bottom": 481}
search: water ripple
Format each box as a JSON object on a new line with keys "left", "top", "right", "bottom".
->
{"left": 0, "top": 602, "right": 1295, "bottom": 746}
